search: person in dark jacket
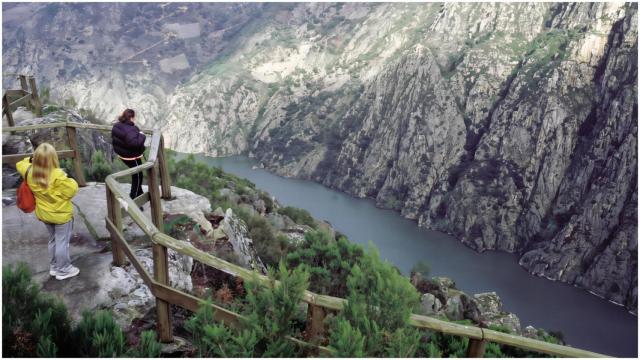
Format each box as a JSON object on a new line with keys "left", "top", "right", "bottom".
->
{"left": 112, "top": 109, "right": 146, "bottom": 201}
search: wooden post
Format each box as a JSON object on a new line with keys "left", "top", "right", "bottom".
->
{"left": 305, "top": 304, "right": 326, "bottom": 342}
{"left": 105, "top": 186, "right": 126, "bottom": 266}
{"left": 18, "top": 75, "right": 31, "bottom": 111}
{"left": 149, "top": 161, "right": 173, "bottom": 342}
{"left": 3, "top": 95, "right": 14, "bottom": 127}
{"left": 157, "top": 135, "right": 172, "bottom": 199}
{"left": 467, "top": 338, "right": 487, "bottom": 358}
{"left": 27, "top": 76, "right": 42, "bottom": 116}
{"left": 66, "top": 126, "right": 87, "bottom": 187}
{"left": 153, "top": 243, "right": 173, "bottom": 342}
{"left": 148, "top": 163, "right": 164, "bottom": 231}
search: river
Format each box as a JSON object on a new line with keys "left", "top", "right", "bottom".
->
{"left": 180, "top": 153, "right": 637, "bottom": 357}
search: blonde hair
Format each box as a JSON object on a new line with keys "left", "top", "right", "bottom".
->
{"left": 32, "top": 143, "right": 60, "bottom": 188}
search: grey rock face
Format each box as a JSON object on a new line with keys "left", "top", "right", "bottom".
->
{"left": 3, "top": 3, "right": 264, "bottom": 126}
{"left": 420, "top": 293, "right": 443, "bottom": 316}
{"left": 221, "top": 208, "right": 267, "bottom": 273}
{"left": 474, "top": 291, "right": 503, "bottom": 315}
{"left": 250, "top": 3, "right": 638, "bottom": 312}
{"left": 97, "top": 247, "right": 193, "bottom": 329}
{"left": 474, "top": 292, "right": 521, "bottom": 333}
{"left": 419, "top": 277, "right": 526, "bottom": 336}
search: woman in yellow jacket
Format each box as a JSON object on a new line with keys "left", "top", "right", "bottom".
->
{"left": 16, "top": 143, "right": 80, "bottom": 280}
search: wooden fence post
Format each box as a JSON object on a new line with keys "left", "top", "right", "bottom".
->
{"left": 153, "top": 243, "right": 173, "bottom": 342}
{"left": 105, "top": 186, "right": 126, "bottom": 266}
{"left": 149, "top": 162, "right": 173, "bottom": 342}
{"left": 66, "top": 126, "right": 87, "bottom": 187}
{"left": 27, "top": 76, "right": 42, "bottom": 116}
{"left": 305, "top": 304, "right": 326, "bottom": 342}
{"left": 157, "top": 135, "right": 172, "bottom": 199}
{"left": 467, "top": 338, "right": 487, "bottom": 358}
{"left": 3, "top": 95, "right": 14, "bottom": 127}
{"left": 148, "top": 163, "right": 164, "bottom": 231}
{"left": 18, "top": 75, "right": 31, "bottom": 111}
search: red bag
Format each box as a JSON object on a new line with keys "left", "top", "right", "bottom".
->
{"left": 17, "top": 166, "right": 35, "bottom": 213}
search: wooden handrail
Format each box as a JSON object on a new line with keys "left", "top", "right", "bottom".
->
{"left": 2, "top": 75, "right": 41, "bottom": 120}
{"left": 10, "top": 94, "right": 32, "bottom": 109}
{"left": 2, "top": 121, "right": 154, "bottom": 133}
{"left": 2, "top": 121, "right": 609, "bottom": 358}
{"left": 4, "top": 89, "right": 28, "bottom": 98}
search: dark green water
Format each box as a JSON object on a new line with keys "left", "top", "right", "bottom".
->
{"left": 181, "top": 153, "right": 637, "bottom": 357}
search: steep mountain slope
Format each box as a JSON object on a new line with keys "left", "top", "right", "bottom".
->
{"left": 2, "top": 2, "right": 262, "bottom": 125}
{"left": 3, "top": 2, "right": 637, "bottom": 311}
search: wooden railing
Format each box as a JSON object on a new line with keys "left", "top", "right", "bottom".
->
{"left": 2, "top": 74, "right": 43, "bottom": 126}
{"left": 1, "top": 122, "right": 609, "bottom": 358}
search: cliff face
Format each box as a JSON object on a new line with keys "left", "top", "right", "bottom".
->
{"left": 253, "top": 3, "right": 638, "bottom": 311}
{"left": 4, "top": 3, "right": 637, "bottom": 311}
{"left": 2, "top": 2, "right": 262, "bottom": 126}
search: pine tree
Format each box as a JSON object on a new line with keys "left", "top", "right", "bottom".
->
{"left": 328, "top": 245, "right": 421, "bottom": 357}
{"left": 130, "top": 330, "right": 163, "bottom": 357}
{"left": 186, "top": 262, "right": 309, "bottom": 357}
{"left": 286, "top": 231, "right": 364, "bottom": 297}
{"left": 328, "top": 318, "right": 365, "bottom": 357}
{"left": 2, "top": 263, "right": 72, "bottom": 357}
{"left": 73, "top": 310, "right": 126, "bottom": 357}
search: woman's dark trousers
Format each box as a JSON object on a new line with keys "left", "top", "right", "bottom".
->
{"left": 121, "top": 158, "right": 144, "bottom": 199}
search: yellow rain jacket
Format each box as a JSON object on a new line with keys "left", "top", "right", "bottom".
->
{"left": 16, "top": 157, "right": 79, "bottom": 224}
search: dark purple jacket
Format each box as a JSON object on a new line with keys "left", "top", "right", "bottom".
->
{"left": 111, "top": 120, "right": 146, "bottom": 158}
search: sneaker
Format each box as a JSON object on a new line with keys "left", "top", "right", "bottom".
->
{"left": 55, "top": 266, "right": 80, "bottom": 280}
{"left": 49, "top": 266, "right": 59, "bottom": 276}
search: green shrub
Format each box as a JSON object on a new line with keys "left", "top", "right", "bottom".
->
{"left": 386, "top": 327, "right": 422, "bottom": 357}
{"left": 166, "top": 152, "right": 256, "bottom": 209}
{"left": 277, "top": 206, "right": 316, "bottom": 228}
{"left": 248, "top": 215, "right": 290, "bottom": 267}
{"left": 87, "top": 150, "right": 111, "bottom": 182}
{"left": 286, "top": 231, "right": 364, "bottom": 297}
{"left": 186, "top": 262, "right": 309, "bottom": 357}
{"left": 130, "top": 330, "right": 163, "bottom": 357}
{"left": 163, "top": 214, "right": 192, "bottom": 234}
{"left": 167, "top": 154, "right": 225, "bottom": 202}
{"left": 328, "top": 319, "right": 365, "bottom": 357}
{"left": 329, "top": 246, "right": 421, "bottom": 356}
{"left": 420, "top": 340, "right": 443, "bottom": 357}
{"left": 3, "top": 263, "right": 72, "bottom": 357}
{"left": 258, "top": 192, "right": 274, "bottom": 213}
{"left": 423, "top": 326, "right": 469, "bottom": 357}
{"left": 73, "top": 310, "right": 127, "bottom": 357}
{"left": 3, "top": 263, "right": 163, "bottom": 358}
{"left": 35, "top": 335, "right": 58, "bottom": 357}
{"left": 186, "top": 303, "right": 258, "bottom": 357}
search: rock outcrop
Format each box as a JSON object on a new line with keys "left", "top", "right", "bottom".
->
{"left": 416, "top": 275, "right": 537, "bottom": 338}
{"left": 220, "top": 208, "right": 267, "bottom": 273}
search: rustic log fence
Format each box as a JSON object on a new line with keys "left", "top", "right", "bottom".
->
{"left": 2, "top": 74, "right": 43, "bottom": 126}
{"left": 2, "top": 122, "right": 609, "bottom": 358}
